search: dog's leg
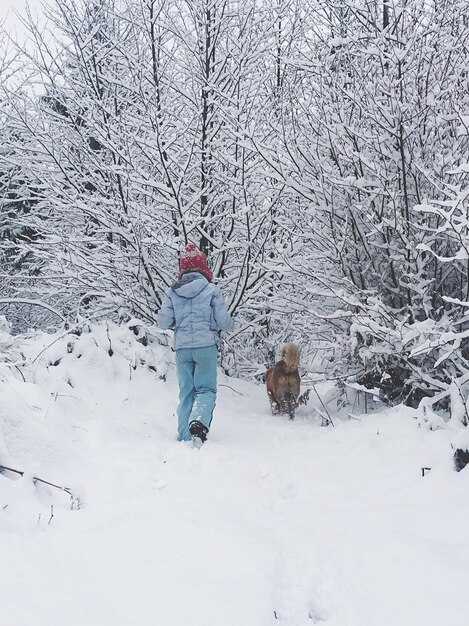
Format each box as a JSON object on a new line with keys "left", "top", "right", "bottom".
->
{"left": 284, "top": 391, "right": 296, "bottom": 419}
{"left": 267, "top": 390, "right": 280, "bottom": 415}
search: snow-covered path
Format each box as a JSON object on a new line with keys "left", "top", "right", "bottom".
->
{"left": 1, "top": 329, "right": 469, "bottom": 626}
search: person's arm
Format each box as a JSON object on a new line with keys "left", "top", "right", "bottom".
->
{"left": 157, "top": 291, "right": 176, "bottom": 329}
{"left": 211, "top": 286, "right": 234, "bottom": 332}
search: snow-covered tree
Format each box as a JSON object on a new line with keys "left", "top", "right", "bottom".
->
{"left": 257, "top": 0, "right": 469, "bottom": 410}
{"left": 3, "top": 0, "right": 468, "bottom": 410}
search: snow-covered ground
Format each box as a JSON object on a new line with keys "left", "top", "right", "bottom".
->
{"left": 1, "top": 323, "right": 469, "bottom": 626}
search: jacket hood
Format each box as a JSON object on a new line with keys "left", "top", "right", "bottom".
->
{"left": 172, "top": 271, "right": 209, "bottom": 299}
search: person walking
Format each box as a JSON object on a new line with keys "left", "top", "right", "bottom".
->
{"left": 157, "top": 243, "right": 234, "bottom": 444}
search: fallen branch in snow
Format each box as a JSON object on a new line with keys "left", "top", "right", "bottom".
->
{"left": 30, "top": 326, "right": 77, "bottom": 365}
{"left": 106, "top": 322, "right": 114, "bottom": 356}
{"left": 0, "top": 465, "right": 81, "bottom": 510}
{"left": 315, "top": 408, "right": 332, "bottom": 427}
{"left": 218, "top": 384, "right": 244, "bottom": 396}
{"left": 30, "top": 316, "right": 102, "bottom": 365}
{"left": 0, "top": 465, "right": 25, "bottom": 479}
{"left": 312, "top": 385, "right": 334, "bottom": 427}
{"left": 2, "top": 358, "right": 26, "bottom": 383}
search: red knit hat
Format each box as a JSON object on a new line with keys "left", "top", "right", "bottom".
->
{"left": 178, "top": 243, "right": 213, "bottom": 281}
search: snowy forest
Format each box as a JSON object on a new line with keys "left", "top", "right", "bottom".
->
{"left": 1, "top": 0, "right": 468, "bottom": 420}
{"left": 1, "top": 1, "right": 469, "bottom": 624}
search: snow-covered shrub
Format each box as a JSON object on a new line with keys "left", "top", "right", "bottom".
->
{"left": 347, "top": 297, "right": 468, "bottom": 417}
{"left": 1, "top": 0, "right": 468, "bottom": 393}
{"left": 250, "top": 0, "right": 469, "bottom": 415}
{"left": 348, "top": 150, "right": 469, "bottom": 417}
{"left": 2, "top": 0, "right": 284, "bottom": 355}
{"left": 36, "top": 320, "right": 173, "bottom": 382}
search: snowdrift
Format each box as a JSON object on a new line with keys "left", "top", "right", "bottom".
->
{"left": 1, "top": 321, "right": 469, "bottom": 626}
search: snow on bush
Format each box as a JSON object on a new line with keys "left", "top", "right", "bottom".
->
{"left": 0, "top": 320, "right": 174, "bottom": 507}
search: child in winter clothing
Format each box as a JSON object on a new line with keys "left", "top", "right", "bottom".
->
{"left": 157, "top": 243, "right": 234, "bottom": 443}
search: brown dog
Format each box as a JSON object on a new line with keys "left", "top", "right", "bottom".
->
{"left": 265, "top": 343, "right": 301, "bottom": 419}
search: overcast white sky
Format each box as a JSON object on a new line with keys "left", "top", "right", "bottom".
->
{"left": 1, "top": 0, "right": 43, "bottom": 36}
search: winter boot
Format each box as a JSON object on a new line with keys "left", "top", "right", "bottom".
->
{"left": 189, "top": 420, "right": 209, "bottom": 446}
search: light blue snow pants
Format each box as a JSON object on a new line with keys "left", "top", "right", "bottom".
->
{"left": 175, "top": 345, "right": 218, "bottom": 441}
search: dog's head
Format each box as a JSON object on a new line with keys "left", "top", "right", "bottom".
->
{"left": 281, "top": 343, "right": 300, "bottom": 371}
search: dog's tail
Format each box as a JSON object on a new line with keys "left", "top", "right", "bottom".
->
{"left": 281, "top": 343, "right": 300, "bottom": 372}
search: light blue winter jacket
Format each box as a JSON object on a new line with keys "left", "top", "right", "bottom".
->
{"left": 157, "top": 271, "right": 234, "bottom": 349}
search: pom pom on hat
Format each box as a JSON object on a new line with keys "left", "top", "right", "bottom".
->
{"left": 179, "top": 243, "right": 213, "bottom": 281}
